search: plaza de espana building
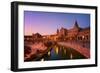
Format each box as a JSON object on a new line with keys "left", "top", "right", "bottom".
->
{"left": 24, "top": 21, "right": 90, "bottom": 43}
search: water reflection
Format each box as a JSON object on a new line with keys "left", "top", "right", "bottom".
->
{"left": 41, "top": 58, "right": 44, "bottom": 61}
{"left": 48, "top": 51, "right": 50, "bottom": 56}
{"left": 41, "top": 44, "right": 86, "bottom": 61}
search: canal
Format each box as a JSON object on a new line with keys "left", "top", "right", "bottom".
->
{"left": 39, "top": 44, "right": 86, "bottom": 61}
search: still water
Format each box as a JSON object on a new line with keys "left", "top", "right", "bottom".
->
{"left": 40, "top": 45, "right": 86, "bottom": 61}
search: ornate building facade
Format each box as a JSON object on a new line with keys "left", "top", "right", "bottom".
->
{"left": 56, "top": 21, "right": 90, "bottom": 42}
{"left": 24, "top": 21, "right": 90, "bottom": 43}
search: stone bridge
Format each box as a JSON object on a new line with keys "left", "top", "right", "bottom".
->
{"left": 57, "top": 42, "right": 90, "bottom": 58}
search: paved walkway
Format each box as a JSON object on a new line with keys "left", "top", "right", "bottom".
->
{"left": 57, "top": 42, "right": 90, "bottom": 58}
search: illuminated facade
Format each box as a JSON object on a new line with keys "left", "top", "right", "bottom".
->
{"left": 56, "top": 21, "right": 90, "bottom": 42}
{"left": 24, "top": 21, "right": 90, "bottom": 42}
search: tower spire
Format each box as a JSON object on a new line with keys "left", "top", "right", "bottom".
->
{"left": 74, "top": 20, "right": 79, "bottom": 28}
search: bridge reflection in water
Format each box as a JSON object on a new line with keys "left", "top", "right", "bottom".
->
{"left": 40, "top": 45, "right": 86, "bottom": 61}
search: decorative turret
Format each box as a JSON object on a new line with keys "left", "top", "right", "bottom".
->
{"left": 69, "top": 20, "right": 80, "bottom": 33}
{"left": 74, "top": 20, "right": 79, "bottom": 29}
{"left": 57, "top": 29, "right": 59, "bottom": 35}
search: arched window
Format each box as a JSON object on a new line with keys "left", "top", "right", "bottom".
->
{"left": 86, "top": 35, "right": 88, "bottom": 40}
{"left": 80, "top": 36, "right": 82, "bottom": 40}
{"left": 77, "top": 36, "right": 82, "bottom": 40}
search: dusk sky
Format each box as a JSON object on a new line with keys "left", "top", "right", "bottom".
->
{"left": 24, "top": 11, "right": 90, "bottom": 35}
